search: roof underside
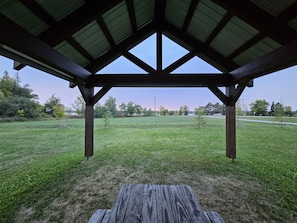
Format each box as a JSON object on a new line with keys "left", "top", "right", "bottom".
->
{"left": 1, "top": 0, "right": 297, "bottom": 88}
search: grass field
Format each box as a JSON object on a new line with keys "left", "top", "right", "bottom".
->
{"left": 0, "top": 116, "right": 296, "bottom": 223}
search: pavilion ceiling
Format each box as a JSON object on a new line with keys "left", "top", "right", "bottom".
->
{"left": 1, "top": 0, "right": 297, "bottom": 88}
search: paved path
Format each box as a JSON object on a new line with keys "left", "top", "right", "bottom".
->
{"left": 208, "top": 115, "right": 297, "bottom": 126}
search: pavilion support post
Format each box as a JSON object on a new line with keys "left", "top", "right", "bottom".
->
{"left": 85, "top": 103, "right": 94, "bottom": 158}
{"left": 226, "top": 85, "right": 236, "bottom": 160}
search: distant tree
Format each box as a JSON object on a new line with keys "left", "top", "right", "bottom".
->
{"left": 249, "top": 99, "right": 269, "bottom": 116}
{"left": 134, "top": 104, "right": 142, "bottom": 115}
{"left": 183, "top": 105, "right": 189, "bottom": 116}
{"left": 119, "top": 102, "right": 127, "bottom": 116}
{"left": 94, "top": 103, "right": 106, "bottom": 118}
{"left": 0, "top": 71, "right": 16, "bottom": 97}
{"left": 72, "top": 95, "right": 85, "bottom": 116}
{"left": 127, "top": 101, "right": 135, "bottom": 116}
{"left": 178, "top": 106, "right": 183, "bottom": 116}
{"left": 104, "top": 96, "right": 117, "bottom": 117}
{"left": 0, "top": 71, "right": 40, "bottom": 119}
{"left": 285, "top": 106, "right": 292, "bottom": 117}
{"left": 44, "top": 94, "right": 61, "bottom": 117}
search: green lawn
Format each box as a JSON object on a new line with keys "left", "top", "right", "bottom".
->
{"left": 0, "top": 116, "right": 296, "bottom": 223}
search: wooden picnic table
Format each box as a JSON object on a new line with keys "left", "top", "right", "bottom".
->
{"left": 88, "top": 184, "right": 225, "bottom": 223}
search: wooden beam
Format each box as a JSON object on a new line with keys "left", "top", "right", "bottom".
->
{"left": 163, "top": 21, "right": 238, "bottom": 72}
{"left": 205, "top": 12, "right": 233, "bottom": 45}
{"left": 212, "top": 0, "right": 297, "bottom": 44}
{"left": 122, "top": 51, "right": 156, "bottom": 74}
{"left": 92, "top": 84, "right": 112, "bottom": 105}
{"left": 156, "top": 31, "right": 162, "bottom": 72}
{"left": 163, "top": 49, "right": 198, "bottom": 73}
{"left": 89, "top": 73, "right": 228, "bottom": 87}
{"left": 126, "top": 0, "right": 137, "bottom": 33}
{"left": 208, "top": 85, "right": 229, "bottom": 105}
{"left": 230, "top": 38, "right": 297, "bottom": 82}
{"left": 0, "top": 14, "right": 91, "bottom": 82}
{"left": 38, "top": 0, "right": 121, "bottom": 46}
{"left": 182, "top": 0, "right": 199, "bottom": 31}
{"left": 85, "top": 21, "right": 155, "bottom": 73}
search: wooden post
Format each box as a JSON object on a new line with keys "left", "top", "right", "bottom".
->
{"left": 226, "top": 85, "right": 236, "bottom": 160}
{"left": 83, "top": 86, "right": 94, "bottom": 159}
{"left": 85, "top": 103, "right": 94, "bottom": 158}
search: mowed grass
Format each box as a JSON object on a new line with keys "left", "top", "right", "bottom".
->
{"left": 0, "top": 116, "right": 296, "bottom": 222}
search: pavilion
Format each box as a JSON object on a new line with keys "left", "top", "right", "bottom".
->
{"left": 1, "top": 0, "right": 297, "bottom": 160}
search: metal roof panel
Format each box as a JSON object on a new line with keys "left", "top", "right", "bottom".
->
{"left": 0, "top": 1, "right": 48, "bottom": 35}
{"left": 103, "top": 1, "right": 132, "bottom": 44}
{"left": 55, "top": 41, "right": 89, "bottom": 66}
{"left": 187, "top": 0, "right": 227, "bottom": 42}
{"left": 210, "top": 16, "right": 259, "bottom": 57}
{"left": 36, "top": 0, "right": 85, "bottom": 22}
{"left": 72, "top": 21, "right": 111, "bottom": 59}
{"left": 233, "top": 37, "right": 281, "bottom": 65}
{"left": 134, "top": 0, "right": 154, "bottom": 29}
{"left": 165, "top": 0, "right": 191, "bottom": 28}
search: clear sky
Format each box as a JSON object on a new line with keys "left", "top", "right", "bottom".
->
{"left": 0, "top": 34, "right": 296, "bottom": 111}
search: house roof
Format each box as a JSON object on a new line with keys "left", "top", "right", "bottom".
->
{"left": 1, "top": 0, "right": 297, "bottom": 88}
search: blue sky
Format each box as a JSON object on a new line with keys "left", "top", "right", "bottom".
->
{"left": 0, "top": 34, "right": 296, "bottom": 111}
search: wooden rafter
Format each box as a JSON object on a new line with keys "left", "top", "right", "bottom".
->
{"left": 85, "top": 21, "right": 155, "bottom": 73}
{"left": 0, "top": 13, "right": 91, "bottom": 81}
{"left": 182, "top": 0, "right": 199, "bottom": 31}
{"left": 231, "top": 38, "right": 297, "bottom": 82}
{"left": 126, "top": 0, "right": 137, "bottom": 33}
{"left": 163, "top": 21, "right": 238, "bottom": 72}
{"left": 38, "top": 0, "right": 121, "bottom": 46}
{"left": 213, "top": 0, "right": 297, "bottom": 44}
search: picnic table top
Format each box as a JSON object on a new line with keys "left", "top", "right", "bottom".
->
{"left": 89, "top": 184, "right": 225, "bottom": 223}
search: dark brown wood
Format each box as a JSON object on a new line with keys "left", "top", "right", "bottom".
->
{"left": 122, "top": 51, "right": 156, "bottom": 74}
{"left": 89, "top": 73, "right": 229, "bottom": 87}
{"left": 157, "top": 31, "right": 163, "bottom": 72}
{"left": 208, "top": 85, "right": 229, "bottom": 105}
{"left": 0, "top": 13, "right": 91, "bottom": 82}
{"left": 182, "top": 0, "right": 199, "bottom": 31}
{"left": 163, "top": 21, "right": 238, "bottom": 72}
{"left": 213, "top": 0, "right": 297, "bottom": 44}
{"left": 163, "top": 49, "right": 198, "bottom": 73}
{"left": 92, "top": 85, "right": 112, "bottom": 105}
{"left": 126, "top": 0, "right": 137, "bottom": 33}
{"left": 96, "top": 16, "right": 115, "bottom": 47}
{"left": 226, "top": 85, "right": 236, "bottom": 159}
{"left": 85, "top": 103, "right": 94, "bottom": 158}
{"left": 230, "top": 38, "right": 297, "bottom": 82}
{"left": 38, "top": 0, "right": 122, "bottom": 46}
{"left": 85, "top": 21, "right": 155, "bottom": 73}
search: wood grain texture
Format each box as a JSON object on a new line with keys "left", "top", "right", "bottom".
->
{"left": 92, "top": 184, "right": 224, "bottom": 223}
{"left": 88, "top": 209, "right": 110, "bottom": 223}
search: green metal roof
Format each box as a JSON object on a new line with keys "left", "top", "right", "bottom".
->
{"left": 0, "top": 0, "right": 297, "bottom": 88}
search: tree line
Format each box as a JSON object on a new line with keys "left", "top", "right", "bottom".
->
{"left": 1, "top": 71, "right": 296, "bottom": 121}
